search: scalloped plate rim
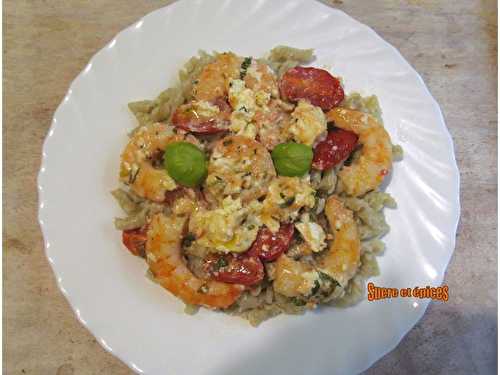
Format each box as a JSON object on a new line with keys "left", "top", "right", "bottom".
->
{"left": 37, "top": 1, "right": 460, "bottom": 374}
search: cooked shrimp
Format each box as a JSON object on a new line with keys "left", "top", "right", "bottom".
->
{"left": 316, "top": 196, "right": 360, "bottom": 287}
{"left": 193, "top": 53, "right": 240, "bottom": 101}
{"left": 204, "top": 135, "right": 276, "bottom": 203}
{"left": 193, "top": 53, "right": 278, "bottom": 102}
{"left": 120, "top": 123, "right": 189, "bottom": 202}
{"left": 146, "top": 213, "right": 244, "bottom": 309}
{"left": 326, "top": 107, "right": 392, "bottom": 197}
{"left": 273, "top": 254, "right": 316, "bottom": 298}
{"left": 274, "top": 198, "right": 358, "bottom": 296}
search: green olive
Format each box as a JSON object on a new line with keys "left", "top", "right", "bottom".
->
{"left": 164, "top": 142, "right": 207, "bottom": 187}
{"left": 271, "top": 142, "right": 313, "bottom": 177}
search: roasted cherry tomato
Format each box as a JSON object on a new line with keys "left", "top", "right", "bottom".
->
{"left": 205, "top": 254, "right": 264, "bottom": 286}
{"left": 279, "top": 67, "right": 344, "bottom": 110}
{"left": 312, "top": 128, "right": 358, "bottom": 170}
{"left": 171, "top": 98, "right": 231, "bottom": 134}
{"left": 122, "top": 227, "right": 148, "bottom": 257}
{"left": 247, "top": 223, "right": 295, "bottom": 261}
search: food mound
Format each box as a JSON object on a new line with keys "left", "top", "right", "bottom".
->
{"left": 112, "top": 46, "right": 402, "bottom": 325}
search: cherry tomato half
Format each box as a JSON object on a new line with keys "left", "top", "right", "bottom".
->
{"left": 247, "top": 223, "right": 295, "bottom": 262}
{"left": 204, "top": 254, "right": 264, "bottom": 286}
{"left": 171, "top": 98, "right": 231, "bottom": 134}
{"left": 280, "top": 67, "right": 344, "bottom": 110}
{"left": 122, "top": 227, "right": 148, "bottom": 257}
{"left": 312, "top": 128, "right": 358, "bottom": 170}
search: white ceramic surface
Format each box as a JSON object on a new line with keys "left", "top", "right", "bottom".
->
{"left": 38, "top": 1, "right": 460, "bottom": 374}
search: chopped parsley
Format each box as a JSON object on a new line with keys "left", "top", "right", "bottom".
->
{"left": 279, "top": 196, "right": 295, "bottom": 208}
{"left": 291, "top": 297, "right": 307, "bottom": 306}
{"left": 129, "top": 167, "right": 141, "bottom": 184}
{"left": 240, "top": 57, "right": 252, "bottom": 79}
{"left": 318, "top": 271, "right": 340, "bottom": 289}
{"left": 311, "top": 280, "right": 321, "bottom": 296}
{"left": 182, "top": 232, "right": 196, "bottom": 248}
{"left": 215, "top": 257, "right": 229, "bottom": 270}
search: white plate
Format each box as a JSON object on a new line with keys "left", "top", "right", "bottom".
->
{"left": 38, "top": 1, "right": 460, "bottom": 374}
